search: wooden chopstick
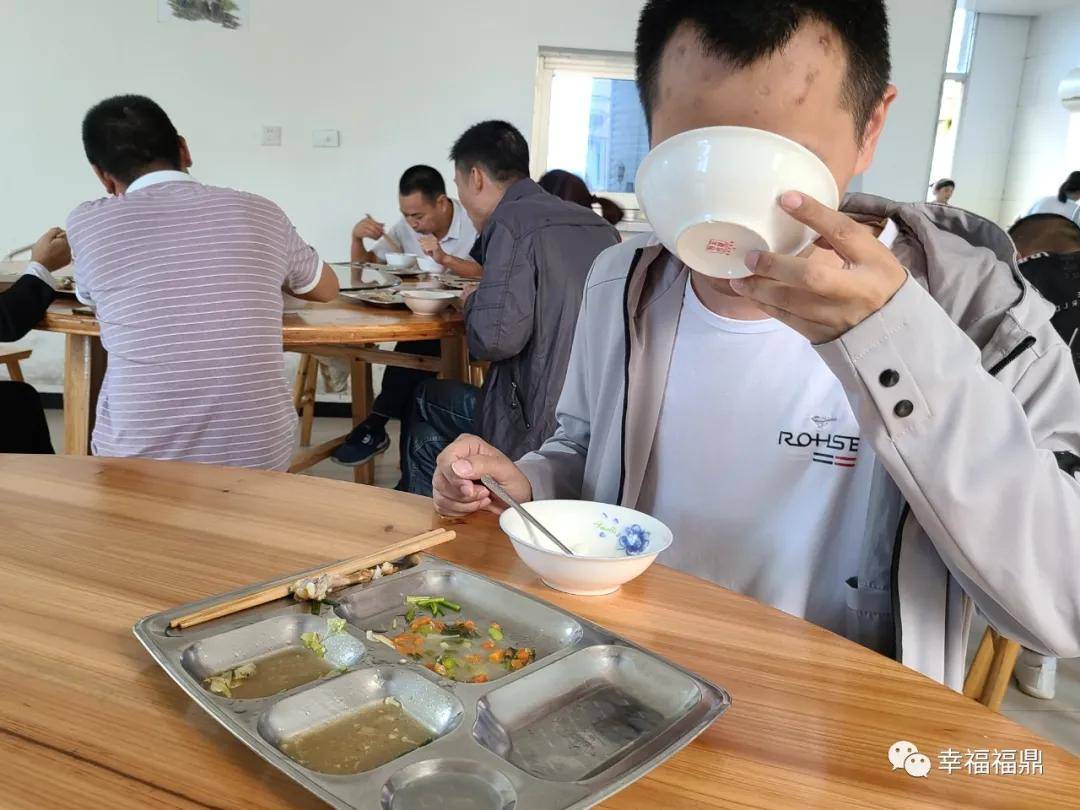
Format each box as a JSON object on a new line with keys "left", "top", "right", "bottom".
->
{"left": 169, "top": 528, "right": 455, "bottom": 629}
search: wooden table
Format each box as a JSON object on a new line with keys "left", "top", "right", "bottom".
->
{"left": 1, "top": 454, "right": 1075, "bottom": 809}
{"left": 2, "top": 261, "right": 466, "bottom": 484}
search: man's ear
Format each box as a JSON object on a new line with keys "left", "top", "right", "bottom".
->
{"left": 91, "top": 164, "right": 119, "bottom": 196}
{"left": 853, "top": 84, "right": 898, "bottom": 176}
{"left": 178, "top": 135, "right": 193, "bottom": 170}
{"left": 470, "top": 166, "right": 484, "bottom": 193}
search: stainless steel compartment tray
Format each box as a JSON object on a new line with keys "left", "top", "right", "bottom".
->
{"left": 134, "top": 555, "right": 730, "bottom": 809}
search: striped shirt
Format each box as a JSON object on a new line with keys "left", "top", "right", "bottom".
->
{"left": 66, "top": 171, "right": 322, "bottom": 470}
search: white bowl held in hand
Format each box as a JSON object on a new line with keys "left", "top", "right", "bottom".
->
{"left": 499, "top": 501, "right": 673, "bottom": 596}
{"left": 400, "top": 289, "right": 458, "bottom": 314}
{"left": 385, "top": 252, "right": 418, "bottom": 268}
{"left": 635, "top": 126, "right": 839, "bottom": 279}
{"left": 416, "top": 255, "right": 442, "bottom": 274}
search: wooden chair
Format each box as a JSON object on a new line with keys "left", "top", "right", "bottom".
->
{"left": 468, "top": 360, "right": 489, "bottom": 388}
{"left": 292, "top": 353, "right": 320, "bottom": 447}
{"left": 1, "top": 349, "right": 32, "bottom": 382}
{"left": 963, "top": 626, "right": 1021, "bottom": 712}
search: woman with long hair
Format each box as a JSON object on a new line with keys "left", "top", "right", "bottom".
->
{"left": 538, "top": 169, "right": 625, "bottom": 226}
{"left": 1027, "top": 170, "right": 1080, "bottom": 225}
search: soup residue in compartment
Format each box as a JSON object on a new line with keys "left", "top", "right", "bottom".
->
{"left": 379, "top": 596, "right": 535, "bottom": 683}
{"left": 205, "top": 647, "right": 334, "bottom": 699}
{"left": 280, "top": 697, "right": 433, "bottom": 774}
{"left": 201, "top": 617, "right": 357, "bottom": 698}
{"left": 474, "top": 645, "right": 703, "bottom": 782}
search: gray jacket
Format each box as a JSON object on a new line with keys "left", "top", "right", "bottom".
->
{"left": 465, "top": 178, "right": 619, "bottom": 460}
{"left": 518, "top": 193, "right": 1080, "bottom": 691}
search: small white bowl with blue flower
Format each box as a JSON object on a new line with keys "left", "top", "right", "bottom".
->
{"left": 498, "top": 501, "right": 673, "bottom": 596}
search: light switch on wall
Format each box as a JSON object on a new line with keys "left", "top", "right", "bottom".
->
{"left": 261, "top": 126, "right": 282, "bottom": 147}
{"left": 313, "top": 129, "right": 340, "bottom": 148}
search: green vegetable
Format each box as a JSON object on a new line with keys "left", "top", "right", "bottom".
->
{"left": 326, "top": 617, "right": 346, "bottom": 635}
{"left": 442, "top": 622, "right": 479, "bottom": 639}
{"left": 405, "top": 596, "right": 462, "bottom": 616}
{"left": 488, "top": 624, "right": 504, "bottom": 641}
{"left": 405, "top": 607, "right": 416, "bottom": 622}
{"left": 301, "top": 631, "right": 326, "bottom": 657}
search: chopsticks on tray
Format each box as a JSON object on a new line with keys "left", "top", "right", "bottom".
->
{"left": 169, "top": 527, "right": 455, "bottom": 630}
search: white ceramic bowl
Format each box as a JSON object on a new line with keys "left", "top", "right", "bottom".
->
{"left": 635, "top": 126, "right": 839, "bottom": 279}
{"left": 385, "top": 252, "right": 418, "bottom": 268}
{"left": 416, "top": 255, "right": 442, "bottom": 274}
{"left": 400, "top": 289, "right": 458, "bottom": 314}
{"left": 499, "top": 500, "right": 673, "bottom": 596}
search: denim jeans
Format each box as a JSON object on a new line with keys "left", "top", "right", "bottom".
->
{"left": 400, "top": 379, "right": 479, "bottom": 496}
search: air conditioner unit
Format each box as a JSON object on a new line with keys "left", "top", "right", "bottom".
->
{"left": 1060, "top": 67, "right": 1080, "bottom": 112}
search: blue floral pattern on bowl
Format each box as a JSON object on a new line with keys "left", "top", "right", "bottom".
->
{"left": 594, "top": 512, "right": 651, "bottom": 556}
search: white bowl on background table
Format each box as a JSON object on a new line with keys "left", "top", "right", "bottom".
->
{"left": 400, "top": 289, "right": 458, "bottom": 314}
{"left": 416, "top": 255, "right": 442, "bottom": 274}
{"left": 635, "top": 125, "right": 839, "bottom": 279}
{"left": 385, "top": 252, "right": 418, "bottom": 268}
{"left": 499, "top": 500, "right": 672, "bottom": 596}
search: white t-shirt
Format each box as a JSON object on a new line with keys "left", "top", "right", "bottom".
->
{"left": 1027, "top": 196, "right": 1080, "bottom": 225}
{"left": 371, "top": 198, "right": 478, "bottom": 261}
{"left": 639, "top": 239, "right": 898, "bottom": 635}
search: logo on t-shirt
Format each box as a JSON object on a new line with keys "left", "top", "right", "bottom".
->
{"left": 778, "top": 416, "right": 860, "bottom": 469}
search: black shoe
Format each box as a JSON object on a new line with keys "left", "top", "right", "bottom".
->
{"left": 331, "top": 422, "right": 390, "bottom": 466}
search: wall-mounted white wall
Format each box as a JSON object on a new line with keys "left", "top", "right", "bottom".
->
{"left": 949, "top": 13, "right": 1030, "bottom": 222}
{"left": 0, "top": 0, "right": 951, "bottom": 392}
{"left": 859, "top": 0, "right": 955, "bottom": 203}
{"left": 1001, "top": 2, "right": 1080, "bottom": 224}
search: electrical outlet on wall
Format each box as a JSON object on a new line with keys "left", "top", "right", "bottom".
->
{"left": 261, "top": 126, "right": 282, "bottom": 147}
{"left": 312, "top": 129, "right": 340, "bottom": 148}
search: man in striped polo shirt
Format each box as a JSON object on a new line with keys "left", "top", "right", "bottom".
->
{"left": 66, "top": 95, "right": 339, "bottom": 470}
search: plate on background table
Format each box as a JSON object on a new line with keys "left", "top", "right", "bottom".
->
{"left": 329, "top": 263, "right": 401, "bottom": 291}
{"left": 341, "top": 289, "right": 406, "bottom": 308}
{"left": 439, "top": 273, "right": 478, "bottom": 290}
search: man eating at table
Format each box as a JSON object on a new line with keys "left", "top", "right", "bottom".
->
{"left": 66, "top": 94, "right": 339, "bottom": 469}
{"left": 348, "top": 165, "right": 480, "bottom": 279}
{"left": 432, "top": 0, "right": 1080, "bottom": 692}
{"left": 332, "top": 165, "right": 480, "bottom": 469}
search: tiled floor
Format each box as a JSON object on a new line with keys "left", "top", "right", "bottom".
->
{"left": 41, "top": 408, "right": 1080, "bottom": 755}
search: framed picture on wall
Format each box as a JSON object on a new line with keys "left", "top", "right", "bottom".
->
{"left": 157, "top": 0, "right": 250, "bottom": 31}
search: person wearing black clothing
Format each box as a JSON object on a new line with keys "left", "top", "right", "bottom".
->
{"left": 1, "top": 227, "right": 70, "bottom": 453}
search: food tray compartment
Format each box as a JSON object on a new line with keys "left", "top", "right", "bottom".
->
{"left": 336, "top": 567, "right": 583, "bottom": 675}
{"left": 380, "top": 759, "right": 518, "bottom": 810}
{"left": 259, "top": 665, "right": 463, "bottom": 775}
{"left": 181, "top": 614, "right": 364, "bottom": 699}
{"left": 474, "top": 645, "right": 702, "bottom": 782}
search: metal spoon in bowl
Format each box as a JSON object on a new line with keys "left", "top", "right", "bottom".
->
{"left": 479, "top": 474, "right": 576, "bottom": 556}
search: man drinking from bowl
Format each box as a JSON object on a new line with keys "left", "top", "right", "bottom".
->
{"left": 432, "top": 0, "right": 1080, "bottom": 693}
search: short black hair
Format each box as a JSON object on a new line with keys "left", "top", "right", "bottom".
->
{"left": 399, "top": 165, "right": 446, "bottom": 202}
{"left": 1009, "top": 213, "right": 1080, "bottom": 258}
{"left": 82, "top": 95, "right": 182, "bottom": 183}
{"left": 449, "top": 121, "right": 529, "bottom": 184}
{"left": 934, "top": 178, "right": 955, "bottom": 192}
{"left": 635, "top": 0, "right": 891, "bottom": 138}
{"left": 1059, "top": 170, "right": 1080, "bottom": 203}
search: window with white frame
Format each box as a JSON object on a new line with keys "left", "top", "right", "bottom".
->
{"left": 927, "top": 7, "right": 977, "bottom": 198}
{"left": 532, "top": 48, "right": 650, "bottom": 212}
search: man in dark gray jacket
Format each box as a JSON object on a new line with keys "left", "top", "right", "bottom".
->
{"left": 400, "top": 121, "right": 618, "bottom": 494}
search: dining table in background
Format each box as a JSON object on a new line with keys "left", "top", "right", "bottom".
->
{"left": 0, "top": 260, "right": 467, "bottom": 484}
{"left": 0, "top": 453, "right": 1077, "bottom": 809}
